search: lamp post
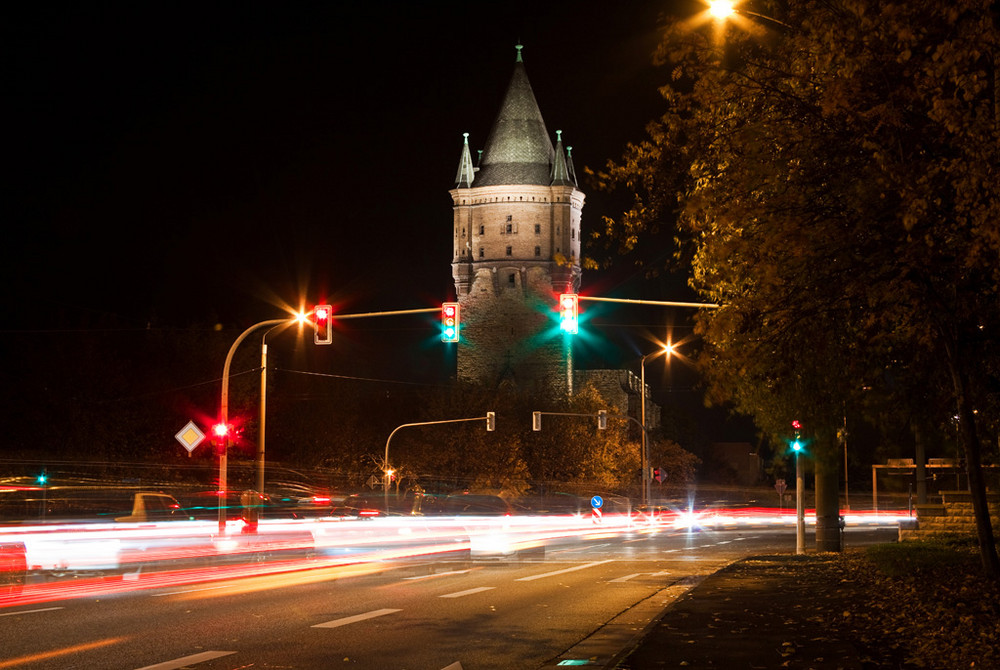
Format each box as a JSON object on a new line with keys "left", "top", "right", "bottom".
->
{"left": 217, "top": 315, "right": 304, "bottom": 534}
{"left": 640, "top": 344, "right": 674, "bottom": 507}
{"left": 257, "top": 323, "right": 288, "bottom": 496}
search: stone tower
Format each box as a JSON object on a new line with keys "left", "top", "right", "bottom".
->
{"left": 450, "top": 45, "right": 584, "bottom": 394}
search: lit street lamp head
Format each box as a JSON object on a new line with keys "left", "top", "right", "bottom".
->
{"left": 708, "top": 0, "right": 736, "bottom": 20}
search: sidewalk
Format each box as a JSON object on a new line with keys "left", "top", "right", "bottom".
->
{"left": 611, "top": 554, "right": 871, "bottom": 669}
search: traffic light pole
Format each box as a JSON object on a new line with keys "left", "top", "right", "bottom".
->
{"left": 383, "top": 414, "right": 494, "bottom": 514}
{"left": 531, "top": 410, "right": 654, "bottom": 506}
{"left": 796, "top": 449, "right": 805, "bottom": 554}
{"left": 578, "top": 296, "right": 720, "bottom": 309}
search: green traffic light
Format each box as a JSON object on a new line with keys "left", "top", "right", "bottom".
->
{"left": 37, "top": 472, "right": 47, "bottom": 485}
{"left": 791, "top": 439, "right": 803, "bottom": 452}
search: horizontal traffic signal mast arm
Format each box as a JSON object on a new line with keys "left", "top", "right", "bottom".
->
{"left": 578, "top": 296, "right": 721, "bottom": 309}
{"left": 332, "top": 307, "right": 441, "bottom": 319}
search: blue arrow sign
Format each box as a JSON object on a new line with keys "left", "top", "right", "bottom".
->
{"left": 591, "top": 495, "right": 604, "bottom": 509}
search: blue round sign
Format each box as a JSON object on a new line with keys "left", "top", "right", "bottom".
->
{"left": 590, "top": 495, "right": 604, "bottom": 509}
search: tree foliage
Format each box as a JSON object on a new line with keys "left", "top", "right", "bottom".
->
{"left": 593, "top": 0, "right": 999, "bottom": 572}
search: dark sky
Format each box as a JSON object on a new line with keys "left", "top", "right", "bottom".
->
{"left": 8, "top": 1, "right": 689, "bottom": 330}
{"left": 6, "top": 0, "right": 756, "bottom": 444}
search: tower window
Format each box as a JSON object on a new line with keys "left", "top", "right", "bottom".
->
{"left": 479, "top": 248, "right": 484, "bottom": 258}
{"left": 505, "top": 246, "right": 512, "bottom": 256}
{"left": 508, "top": 273, "right": 515, "bottom": 286}
{"left": 505, "top": 223, "right": 513, "bottom": 234}
{"left": 534, "top": 224, "right": 541, "bottom": 234}
{"left": 534, "top": 246, "right": 541, "bottom": 257}
{"left": 479, "top": 225, "right": 484, "bottom": 235}
{"left": 506, "top": 215, "right": 512, "bottom": 222}
{"left": 572, "top": 228, "right": 576, "bottom": 240}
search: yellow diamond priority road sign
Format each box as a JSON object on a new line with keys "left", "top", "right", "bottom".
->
{"left": 175, "top": 420, "right": 206, "bottom": 453}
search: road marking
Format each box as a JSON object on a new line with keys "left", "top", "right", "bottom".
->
{"left": 610, "top": 569, "right": 671, "bottom": 583}
{"left": 440, "top": 586, "right": 495, "bottom": 598}
{"left": 134, "top": 650, "right": 236, "bottom": 670}
{"left": 150, "top": 585, "right": 230, "bottom": 597}
{"left": 404, "top": 569, "right": 472, "bottom": 581}
{"left": 0, "top": 606, "right": 63, "bottom": 617}
{"left": 515, "top": 559, "right": 614, "bottom": 582}
{"left": 312, "top": 608, "right": 402, "bottom": 628}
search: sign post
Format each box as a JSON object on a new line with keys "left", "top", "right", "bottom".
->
{"left": 591, "top": 495, "right": 604, "bottom": 524}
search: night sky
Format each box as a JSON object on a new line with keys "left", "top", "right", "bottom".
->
{"left": 8, "top": 1, "right": 685, "bottom": 327}
{"left": 7, "top": 1, "right": 751, "bottom": 439}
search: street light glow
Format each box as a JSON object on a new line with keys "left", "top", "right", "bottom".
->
{"left": 708, "top": 0, "right": 736, "bottom": 19}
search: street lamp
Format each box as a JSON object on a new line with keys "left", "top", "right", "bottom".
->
{"left": 258, "top": 316, "right": 306, "bottom": 496}
{"left": 640, "top": 343, "right": 675, "bottom": 506}
{"left": 707, "top": 0, "right": 793, "bottom": 30}
{"left": 217, "top": 312, "right": 306, "bottom": 534}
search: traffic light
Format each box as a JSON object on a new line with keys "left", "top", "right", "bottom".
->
{"left": 442, "top": 302, "right": 460, "bottom": 342}
{"left": 36, "top": 471, "right": 47, "bottom": 486}
{"left": 559, "top": 293, "right": 578, "bottom": 333}
{"left": 211, "top": 422, "right": 230, "bottom": 447}
{"left": 791, "top": 420, "right": 804, "bottom": 452}
{"left": 532, "top": 411, "right": 542, "bottom": 431}
{"left": 598, "top": 409, "right": 607, "bottom": 430}
{"left": 313, "top": 304, "right": 333, "bottom": 345}
{"left": 652, "top": 467, "right": 664, "bottom": 483}
{"left": 486, "top": 411, "right": 496, "bottom": 432}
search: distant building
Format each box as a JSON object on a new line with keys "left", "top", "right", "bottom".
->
{"left": 447, "top": 46, "right": 658, "bottom": 428}
{"left": 450, "top": 45, "right": 582, "bottom": 395}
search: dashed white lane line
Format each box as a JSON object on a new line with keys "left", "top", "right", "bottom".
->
{"left": 609, "top": 570, "right": 671, "bottom": 583}
{"left": 134, "top": 650, "right": 236, "bottom": 670}
{"left": 0, "top": 606, "right": 63, "bottom": 617}
{"left": 404, "top": 569, "right": 472, "bottom": 581}
{"left": 312, "top": 608, "right": 402, "bottom": 628}
{"left": 515, "top": 559, "right": 615, "bottom": 582}
{"left": 440, "top": 586, "right": 496, "bottom": 598}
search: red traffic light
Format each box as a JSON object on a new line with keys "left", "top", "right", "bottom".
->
{"left": 211, "top": 423, "right": 230, "bottom": 447}
{"left": 442, "top": 302, "right": 460, "bottom": 342}
{"left": 314, "top": 304, "right": 333, "bottom": 345}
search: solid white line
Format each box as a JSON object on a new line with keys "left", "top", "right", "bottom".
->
{"left": 0, "top": 606, "right": 64, "bottom": 617}
{"left": 609, "top": 573, "right": 640, "bottom": 583}
{"left": 312, "top": 608, "right": 402, "bottom": 628}
{"left": 440, "top": 586, "right": 495, "bottom": 599}
{"left": 515, "top": 559, "right": 614, "bottom": 582}
{"left": 134, "top": 650, "right": 236, "bottom": 670}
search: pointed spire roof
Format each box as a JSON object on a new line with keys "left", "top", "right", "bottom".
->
{"left": 550, "top": 130, "right": 574, "bottom": 186}
{"left": 474, "top": 44, "right": 555, "bottom": 187}
{"left": 566, "top": 144, "right": 578, "bottom": 187}
{"left": 454, "top": 132, "right": 476, "bottom": 188}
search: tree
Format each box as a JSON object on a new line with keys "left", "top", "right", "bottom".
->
{"left": 593, "top": 0, "right": 999, "bottom": 574}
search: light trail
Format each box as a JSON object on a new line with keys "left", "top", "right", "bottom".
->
{"left": 0, "top": 508, "right": 906, "bottom": 609}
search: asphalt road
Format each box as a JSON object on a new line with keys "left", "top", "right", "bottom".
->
{"left": 0, "top": 525, "right": 897, "bottom": 669}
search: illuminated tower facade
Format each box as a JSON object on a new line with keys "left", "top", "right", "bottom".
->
{"left": 450, "top": 46, "right": 583, "bottom": 394}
